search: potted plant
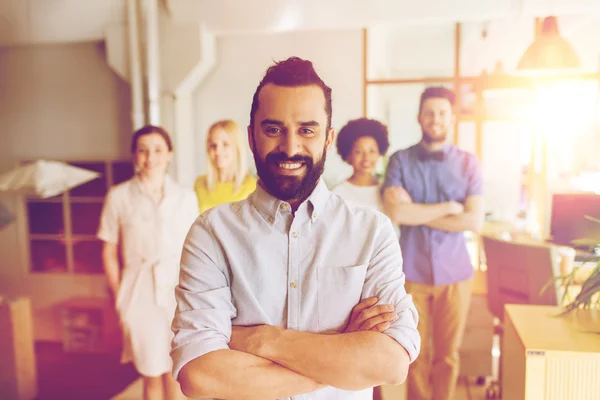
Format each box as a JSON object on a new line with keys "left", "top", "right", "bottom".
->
{"left": 547, "top": 217, "right": 600, "bottom": 332}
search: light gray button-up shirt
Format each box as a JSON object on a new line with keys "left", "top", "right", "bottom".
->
{"left": 171, "top": 180, "right": 420, "bottom": 400}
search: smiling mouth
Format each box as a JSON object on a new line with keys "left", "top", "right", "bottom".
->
{"left": 279, "top": 162, "right": 303, "bottom": 170}
{"left": 274, "top": 161, "right": 305, "bottom": 175}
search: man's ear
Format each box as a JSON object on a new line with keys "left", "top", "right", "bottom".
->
{"left": 247, "top": 126, "right": 255, "bottom": 154}
{"left": 325, "top": 128, "right": 335, "bottom": 151}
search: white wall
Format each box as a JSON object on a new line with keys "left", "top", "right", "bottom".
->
{"left": 0, "top": 43, "right": 131, "bottom": 334}
{"left": 193, "top": 29, "right": 364, "bottom": 187}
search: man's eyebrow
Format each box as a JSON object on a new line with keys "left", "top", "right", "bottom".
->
{"left": 299, "top": 121, "right": 320, "bottom": 127}
{"left": 260, "top": 119, "right": 284, "bottom": 126}
{"left": 259, "top": 119, "right": 320, "bottom": 128}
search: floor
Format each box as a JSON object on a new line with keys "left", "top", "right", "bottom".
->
{"left": 35, "top": 342, "right": 139, "bottom": 400}
{"left": 381, "top": 378, "right": 488, "bottom": 400}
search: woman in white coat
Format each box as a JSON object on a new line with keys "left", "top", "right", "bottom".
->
{"left": 98, "top": 125, "right": 197, "bottom": 400}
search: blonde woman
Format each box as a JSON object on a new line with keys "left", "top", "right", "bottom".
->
{"left": 98, "top": 125, "right": 197, "bottom": 400}
{"left": 194, "top": 120, "right": 256, "bottom": 213}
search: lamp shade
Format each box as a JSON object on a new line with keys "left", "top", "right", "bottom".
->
{"left": 0, "top": 160, "right": 100, "bottom": 199}
{"left": 517, "top": 16, "right": 581, "bottom": 74}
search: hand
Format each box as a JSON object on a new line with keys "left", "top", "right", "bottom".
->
{"left": 384, "top": 187, "right": 412, "bottom": 205}
{"left": 344, "top": 297, "right": 397, "bottom": 333}
{"left": 446, "top": 201, "right": 464, "bottom": 215}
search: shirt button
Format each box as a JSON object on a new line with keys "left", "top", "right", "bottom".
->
{"left": 281, "top": 203, "right": 288, "bottom": 211}
{"left": 292, "top": 232, "right": 298, "bottom": 238}
{"left": 290, "top": 282, "right": 297, "bottom": 288}
{"left": 268, "top": 216, "right": 274, "bottom": 223}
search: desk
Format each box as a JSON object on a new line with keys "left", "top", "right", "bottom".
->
{"left": 503, "top": 305, "right": 600, "bottom": 400}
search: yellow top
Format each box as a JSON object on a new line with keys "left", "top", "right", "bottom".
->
{"left": 194, "top": 174, "right": 257, "bottom": 213}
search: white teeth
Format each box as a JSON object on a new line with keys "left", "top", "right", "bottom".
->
{"left": 279, "top": 162, "right": 302, "bottom": 170}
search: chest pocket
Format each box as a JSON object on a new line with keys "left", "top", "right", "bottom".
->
{"left": 316, "top": 264, "right": 368, "bottom": 332}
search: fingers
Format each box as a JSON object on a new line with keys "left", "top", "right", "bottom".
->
{"left": 360, "top": 311, "right": 398, "bottom": 331}
{"left": 372, "top": 322, "right": 391, "bottom": 333}
{"left": 350, "top": 296, "right": 378, "bottom": 320}
{"left": 353, "top": 304, "right": 395, "bottom": 328}
{"left": 345, "top": 298, "right": 398, "bottom": 334}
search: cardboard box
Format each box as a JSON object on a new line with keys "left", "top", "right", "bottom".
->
{"left": 0, "top": 296, "right": 38, "bottom": 400}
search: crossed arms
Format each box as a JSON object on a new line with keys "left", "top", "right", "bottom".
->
{"left": 178, "top": 299, "right": 409, "bottom": 399}
{"left": 382, "top": 151, "right": 484, "bottom": 233}
{"left": 171, "top": 215, "right": 419, "bottom": 400}
{"left": 383, "top": 186, "right": 484, "bottom": 233}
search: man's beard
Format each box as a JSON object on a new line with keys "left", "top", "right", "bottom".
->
{"left": 253, "top": 146, "right": 327, "bottom": 202}
{"left": 421, "top": 128, "right": 447, "bottom": 144}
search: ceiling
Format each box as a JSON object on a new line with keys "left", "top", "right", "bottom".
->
{"left": 1, "top": 0, "right": 600, "bottom": 46}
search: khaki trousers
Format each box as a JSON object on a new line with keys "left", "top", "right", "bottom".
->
{"left": 405, "top": 279, "right": 472, "bottom": 400}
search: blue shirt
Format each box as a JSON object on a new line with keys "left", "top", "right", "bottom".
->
{"left": 171, "top": 180, "right": 420, "bottom": 400}
{"left": 382, "top": 144, "right": 483, "bottom": 286}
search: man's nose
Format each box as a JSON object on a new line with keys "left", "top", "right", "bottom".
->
{"left": 280, "top": 134, "right": 301, "bottom": 158}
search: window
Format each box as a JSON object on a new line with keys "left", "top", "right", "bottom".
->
{"left": 24, "top": 160, "right": 134, "bottom": 274}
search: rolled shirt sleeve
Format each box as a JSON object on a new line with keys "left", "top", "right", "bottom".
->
{"left": 381, "top": 151, "right": 405, "bottom": 192}
{"left": 361, "top": 213, "right": 420, "bottom": 362}
{"left": 170, "top": 215, "right": 237, "bottom": 379}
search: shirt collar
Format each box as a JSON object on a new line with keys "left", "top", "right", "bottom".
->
{"left": 250, "top": 179, "right": 330, "bottom": 225}
{"left": 132, "top": 174, "right": 176, "bottom": 197}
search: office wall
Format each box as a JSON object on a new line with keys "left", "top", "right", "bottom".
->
{"left": 0, "top": 43, "right": 131, "bottom": 338}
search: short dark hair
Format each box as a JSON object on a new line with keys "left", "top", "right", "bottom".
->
{"left": 336, "top": 118, "right": 390, "bottom": 162}
{"left": 419, "top": 86, "right": 456, "bottom": 114}
{"left": 249, "top": 56, "right": 332, "bottom": 132}
{"left": 130, "top": 125, "right": 173, "bottom": 153}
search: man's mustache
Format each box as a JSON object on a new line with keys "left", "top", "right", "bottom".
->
{"left": 265, "top": 152, "right": 313, "bottom": 165}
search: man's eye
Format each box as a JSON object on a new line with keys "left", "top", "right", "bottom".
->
{"left": 300, "top": 128, "right": 315, "bottom": 135}
{"left": 265, "top": 127, "right": 281, "bottom": 135}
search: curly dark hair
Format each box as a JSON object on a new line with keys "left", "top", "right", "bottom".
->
{"left": 336, "top": 118, "right": 390, "bottom": 163}
{"left": 249, "top": 56, "right": 332, "bottom": 132}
